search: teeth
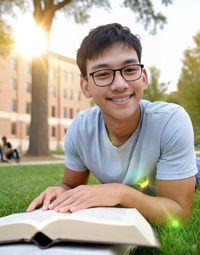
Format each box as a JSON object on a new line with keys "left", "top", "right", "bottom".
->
{"left": 111, "top": 96, "right": 134, "bottom": 102}
{"left": 112, "top": 97, "right": 130, "bottom": 102}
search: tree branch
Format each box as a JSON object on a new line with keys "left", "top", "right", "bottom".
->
{"left": 54, "top": 0, "right": 73, "bottom": 11}
{"left": 33, "top": 0, "right": 43, "bottom": 19}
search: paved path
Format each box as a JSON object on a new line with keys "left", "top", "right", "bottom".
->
{"left": 0, "top": 155, "right": 64, "bottom": 167}
{"left": 0, "top": 160, "right": 64, "bottom": 167}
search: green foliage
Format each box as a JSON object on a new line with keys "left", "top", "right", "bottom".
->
{"left": 0, "top": 0, "right": 175, "bottom": 55}
{"left": 0, "top": 21, "right": 13, "bottom": 56}
{"left": 122, "top": 0, "right": 174, "bottom": 34}
{"left": 143, "top": 66, "right": 168, "bottom": 102}
{"left": 176, "top": 32, "right": 200, "bottom": 145}
{"left": 61, "top": 0, "right": 111, "bottom": 24}
{"left": 0, "top": 0, "right": 28, "bottom": 15}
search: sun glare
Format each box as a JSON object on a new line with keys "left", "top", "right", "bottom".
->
{"left": 13, "top": 15, "right": 48, "bottom": 58}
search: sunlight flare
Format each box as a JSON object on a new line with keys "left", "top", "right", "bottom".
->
{"left": 13, "top": 15, "right": 48, "bottom": 58}
{"left": 166, "top": 214, "right": 182, "bottom": 228}
{"left": 137, "top": 176, "right": 149, "bottom": 189}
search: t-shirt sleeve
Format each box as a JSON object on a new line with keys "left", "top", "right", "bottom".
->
{"left": 64, "top": 118, "right": 88, "bottom": 172}
{"left": 156, "top": 107, "right": 198, "bottom": 180}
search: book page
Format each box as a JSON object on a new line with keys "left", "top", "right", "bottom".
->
{"left": 65, "top": 207, "right": 137, "bottom": 225}
{"left": 0, "top": 210, "right": 65, "bottom": 226}
{"left": 0, "top": 207, "right": 137, "bottom": 228}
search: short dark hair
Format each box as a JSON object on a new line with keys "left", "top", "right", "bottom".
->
{"left": 76, "top": 23, "right": 142, "bottom": 77}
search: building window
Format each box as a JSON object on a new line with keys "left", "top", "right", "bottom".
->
{"left": 10, "top": 78, "right": 17, "bottom": 90}
{"left": 25, "top": 81, "right": 31, "bottom": 93}
{"left": 26, "top": 102, "right": 31, "bottom": 114}
{"left": 11, "top": 99, "right": 17, "bottom": 112}
{"left": 63, "top": 107, "right": 67, "bottom": 118}
{"left": 10, "top": 58, "right": 17, "bottom": 70}
{"left": 26, "top": 124, "right": 30, "bottom": 136}
{"left": 51, "top": 106, "right": 56, "bottom": 117}
{"left": 74, "top": 91, "right": 81, "bottom": 101}
{"left": 24, "top": 62, "right": 31, "bottom": 75}
{"left": 63, "top": 88, "right": 67, "bottom": 99}
{"left": 49, "top": 66, "right": 56, "bottom": 80}
{"left": 63, "top": 71, "right": 73, "bottom": 83}
{"left": 11, "top": 123, "right": 16, "bottom": 135}
{"left": 50, "top": 85, "right": 56, "bottom": 97}
{"left": 51, "top": 126, "right": 56, "bottom": 137}
{"left": 68, "top": 89, "right": 73, "bottom": 100}
{"left": 69, "top": 108, "right": 73, "bottom": 119}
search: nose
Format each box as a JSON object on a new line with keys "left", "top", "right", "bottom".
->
{"left": 110, "top": 70, "right": 129, "bottom": 91}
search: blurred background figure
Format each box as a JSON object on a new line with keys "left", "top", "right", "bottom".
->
{"left": 1, "top": 136, "right": 20, "bottom": 163}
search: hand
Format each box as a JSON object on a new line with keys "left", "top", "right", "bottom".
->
{"left": 48, "top": 183, "right": 123, "bottom": 213}
{"left": 26, "top": 185, "right": 69, "bottom": 212}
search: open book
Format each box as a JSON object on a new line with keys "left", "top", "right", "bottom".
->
{"left": 0, "top": 207, "right": 159, "bottom": 249}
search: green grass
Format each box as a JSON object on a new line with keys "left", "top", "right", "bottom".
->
{"left": 0, "top": 164, "right": 199, "bottom": 254}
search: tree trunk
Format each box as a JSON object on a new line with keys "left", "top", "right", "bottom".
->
{"left": 27, "top": 52, "right": 49, "bottom": 155}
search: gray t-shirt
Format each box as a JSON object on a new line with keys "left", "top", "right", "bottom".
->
{"left": 64, "top": 100, "right": 197, "bottom": 192}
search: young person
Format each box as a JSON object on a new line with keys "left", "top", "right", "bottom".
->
{"left": 27, "top": 23, "right": 197, "bottom": 226}
{"left": 1, "top": 136, "right": 20, "bottom": 162}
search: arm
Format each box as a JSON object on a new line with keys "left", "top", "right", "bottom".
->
{"left": 26, "top": 168, "right": 90, "bottom": 211}
{"left": 118, "top": 176, "right": 196, "bottom": 225}
{"left": 4, "top": 142, "right": 13, "bottom": 155}
{"left": 48, "top": 175, "right": 195, "bottom": 226}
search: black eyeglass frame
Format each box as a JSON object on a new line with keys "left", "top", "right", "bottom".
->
{"left": 84, "top": 64, "right": 144, "bottom": 87}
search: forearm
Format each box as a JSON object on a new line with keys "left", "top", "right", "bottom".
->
{"left": 118, "top": 184, "right": 190, "bottom": 226}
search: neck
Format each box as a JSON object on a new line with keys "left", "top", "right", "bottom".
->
{"left": 103, "top": 106, "right": 141, "bottom": 147}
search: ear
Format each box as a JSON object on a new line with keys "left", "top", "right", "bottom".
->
{"left": 141, "top": 68, "right": 148, "bottom": 89}
{"left": 80, "top": 76, "right": 92, "bottom": 98}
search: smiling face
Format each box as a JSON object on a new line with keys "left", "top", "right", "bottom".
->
{"left": 80, "top": 43, "right": 148, "bottom": 125}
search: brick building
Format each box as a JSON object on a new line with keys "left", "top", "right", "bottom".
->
{"left": 0, "top": 51, "right": 91, "bottom": 152}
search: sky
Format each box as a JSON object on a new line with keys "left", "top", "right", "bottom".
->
{"left": 49, "top": 0, "right": 200, "bottom": 93}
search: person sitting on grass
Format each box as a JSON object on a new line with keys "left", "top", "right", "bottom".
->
{"left": 27, "top": 23, "right": 197, "bottom": 226}
{"left": 1, "top": 136, "right": 20, "bottom": 163}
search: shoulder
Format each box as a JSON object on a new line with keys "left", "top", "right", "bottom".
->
{"left": 141, "top": 99, "right": 182, "bottom": 115}
{"left": 140, "top": 100, "right": 194, "bottom": 146}
{"left": 140, "top": 100, "right": 190, "bottom": 125}
{"left": 66, "top": 106, "right": 102, "bottom": 137}
{"left": 75, "top": 106, "right": 101, "bottom": 122}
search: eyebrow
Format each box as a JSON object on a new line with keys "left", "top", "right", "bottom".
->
{"left": 90, "top": 58, "right": 139, "bottom": 72}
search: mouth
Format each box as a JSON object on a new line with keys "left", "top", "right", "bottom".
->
{"left": 107, "top": 93, "right": 135, "bottom": 103}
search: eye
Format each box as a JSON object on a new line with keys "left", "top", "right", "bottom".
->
{"left": 93, "top": 70, "right": 112, "bottom": 79}
{"left": 123, "top": 65, "right": 139, "bottom": 74}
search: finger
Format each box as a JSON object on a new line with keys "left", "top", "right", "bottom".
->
{"left": 26, "top": 192, "right": 45, "bottom": 212}
{"left": 69, "top": 198, "right": 94, "bottom": 213}
{"left": 58, "top": 194, "right": 93, "bottom": 213}
{"left": 42, "top": 189, "right": 58, "bottom": 210}
{"left": 49, "top": 189, "right": 78, "bottom": 209}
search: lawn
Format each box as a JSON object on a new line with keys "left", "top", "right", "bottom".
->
{"left": 0, "top": 164, "right": 199, "bottom": 255}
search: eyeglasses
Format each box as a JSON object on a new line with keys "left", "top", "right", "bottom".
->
{"left": 85, "top": 64, "right": 144, "bottom": 87}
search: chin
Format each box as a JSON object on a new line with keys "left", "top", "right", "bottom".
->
{"left": 109, "top": 110, "right": 138, "bottom": 121}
